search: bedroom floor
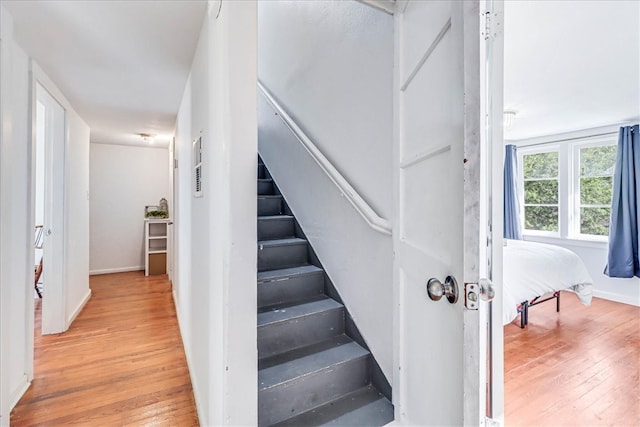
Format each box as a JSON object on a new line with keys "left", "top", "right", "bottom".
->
{"left": 504, "top": 291, "right": 639, "bottom": 426}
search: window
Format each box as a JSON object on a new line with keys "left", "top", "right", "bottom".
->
{"left": 575, "top": 143, "right": 617, "bottom": 237}
{"left": 522, "top": 150, "right": 559, "bottom": 233}
{"left": 517, "top": 134, "right": 618, "bottom": 241}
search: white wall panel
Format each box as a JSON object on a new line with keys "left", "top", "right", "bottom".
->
{"left": 89, "top": 143, "right": 169, "bottom": 274}
{"left": 173, "top": 2, "right": 257, "bottom": 424}
{"left": 258, "top": 0, "right": 394, "bottom": 219}
{"left": 0, "top": 10, "right": 32, "bottom": 423}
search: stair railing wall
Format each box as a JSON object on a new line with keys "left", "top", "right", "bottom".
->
{"left": 257, "top": 82, "right": 392, "bottom": 236}
{"left": 258, "top": 83, "right": 394, "bottom": 382}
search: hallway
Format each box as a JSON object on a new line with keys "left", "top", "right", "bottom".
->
{"left": 10, "top": 273, "right": 198, "bottom": 426}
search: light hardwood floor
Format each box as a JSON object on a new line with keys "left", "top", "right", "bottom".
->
{"left": 11, "top": 272, "right": 198, "bottom": 426}
{"left": 504, "top": 291, "right": 640, "bottom": 426}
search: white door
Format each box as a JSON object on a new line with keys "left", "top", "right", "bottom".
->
{"left": 392, "top": 0, "right": 502, "bottom": 424}
{"left": 37, "top": 83, "right": 67, "bottom": 335}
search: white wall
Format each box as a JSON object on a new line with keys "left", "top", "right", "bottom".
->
{"left": 63, "top": 101, "right": 91, "bottom": 324}
{"left": 0, "top": 8, "right": 33, "bottom": 424}
{"left": 257, "top": 0, "right": 394, "bottom": 219}
{"left": 257, "top": 0, "right": 395, "bottom": 381}
{"left": 173, "top": 75, "right": 192, "bottom": 365}
{"left": 35, "top": 102, "right": 45, "bottom": 226}
{"left": 89, "top": 143, "right": 169, "bottom": 274}
{"left": 172, "top": 2, "right": 257, "bottom": 425}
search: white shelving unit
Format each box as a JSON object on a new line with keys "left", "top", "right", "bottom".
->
{"left": 145, "top": 218, "right": 170, "bottom": 276}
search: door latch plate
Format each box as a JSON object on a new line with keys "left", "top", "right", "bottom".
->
{"left": 465, "top": 283, "right": 479, "bottom": 310}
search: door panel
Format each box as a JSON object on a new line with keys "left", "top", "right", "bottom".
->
{"left": 401, "top": 1, "right": 452, "bottom": 84}
{"left": 402, "top": 151, "right": 453, "bottom": 262}
{"left": 393, "top": 1, "right": 482, "bottom": 425}
{"left": 402, "top": 32, "right": 456, "bottom": 158}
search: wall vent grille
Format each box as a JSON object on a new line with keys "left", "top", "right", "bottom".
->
{"left": 193, "top": 136, "right": 203, "bottom": 197}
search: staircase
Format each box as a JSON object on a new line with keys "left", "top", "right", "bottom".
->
{"left": 257, "top": 159, "right": 394, "bottom": 427}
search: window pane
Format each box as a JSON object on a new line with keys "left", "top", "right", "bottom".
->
{"left": 581, "top": 207, "right": 611, "bottom": 236}
{"left": 525, "top": 180, "right": 558, "bottom": 204}
{"left": 581, "top": 176, "right": 613, "bottom": 205}
{"left": 523, "top": 152, "right": 558, "bottom": 179}
{"left": 524, "top": 206, "right": 558, "bottom": 232}
{"left": 581, "top": 145, "right": 617, "bottom": 177}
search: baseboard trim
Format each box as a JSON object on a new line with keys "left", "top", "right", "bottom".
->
{"left": 89, "top": 266, "right": 143, "bottom": 275}
{"left": 593, "top": 289, "right": 640, "bottom": 307}
{"left": 67, "top": 289, "right": 92, "bottom": 327}
{"left": 172, "top": 289, "right": 206, "bottom": 426}
{"left": 8, "top": 374, "right": 30, "bottom": 413}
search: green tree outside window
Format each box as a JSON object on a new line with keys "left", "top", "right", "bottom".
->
{"left": 578, "top": 145, "right": 617, "bottom": 236}
{"left": 523, "top": 151, "right": 559, "bottom": 232}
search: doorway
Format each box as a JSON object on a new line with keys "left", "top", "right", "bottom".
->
{"left": 33, "top": 82, "right": 66, "bottom": 335}
{"left": 34, "top": 101, "right": 45, "bottom": 299}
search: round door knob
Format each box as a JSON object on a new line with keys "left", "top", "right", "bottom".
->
{"left": 479, "top": 278, "right": 495, "bottom": 302}
{"left": 427, "top": 275, "right": 459, "bottom": 304}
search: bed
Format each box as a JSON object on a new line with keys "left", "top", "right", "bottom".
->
{"left": 503, "top": 239, "right": 593, "bottom": 327}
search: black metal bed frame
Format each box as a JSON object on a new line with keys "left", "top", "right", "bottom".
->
{"left": 517, "top": 291, "right": 560, "bottom": 328}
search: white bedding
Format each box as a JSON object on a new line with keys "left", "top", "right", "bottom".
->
{"left": 503, "top": 239, "right": 593, "bottom": 325}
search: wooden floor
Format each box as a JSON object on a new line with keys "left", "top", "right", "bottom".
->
{"left": 10, "top": 272, "right": 198, "bottom": 426}
{"left": 504, "top": 291, "right": 640, "bottom": 426}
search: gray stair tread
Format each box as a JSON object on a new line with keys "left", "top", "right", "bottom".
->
{"left": 259, "top": 334, "right": 353, "bottom": 370}
{"left": 258, "top": 237, "right": 307, "bottom": 247}
{"left": 259, "top": 339, "right": 368, "bottom": 391}
{"left": 273, "top": 385, "right": 393, "bottom": 427}
{"left": 258, "top": 265, "right": 323, "bottom": 283}
{"left": 258, "top": 178, "right": 273, "bottom": 182}
{"left": 258, "top": 297, "right": 342, "bottom": 327}
{"left": 258, "top": 215, "right": 294, "bottom": 221}
{"left": 258, "top": 195, "right": 282, "bottom": 199}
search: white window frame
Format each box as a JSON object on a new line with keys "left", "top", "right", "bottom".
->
{"left": 518, "top": 144, "right": 562, "bottom": 238}
{"left": 515, "top": 132, "right": 619, "bottom": 244}
{"left": 570, "top": 135, "right": 617, "bottom": 241}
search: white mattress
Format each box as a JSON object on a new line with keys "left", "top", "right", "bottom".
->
{"left": 503, "top": 239, "right": 593, "bottom": 325}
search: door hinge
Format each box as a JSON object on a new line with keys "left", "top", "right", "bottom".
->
{"left": 481, "top": 10, "right": 501, "bottom": 41}
{"left": 174, "top": 159, "right": 178, "bottom": 169}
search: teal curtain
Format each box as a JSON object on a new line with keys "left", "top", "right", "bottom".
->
{"left": 605, "top": 125, "right": 640, "bottom": 278}
{"left": 504, "top": 144, "right": 522, "bottom": 239}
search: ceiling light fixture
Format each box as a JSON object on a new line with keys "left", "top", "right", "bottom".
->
{"left": 139, "top": 133, "right": 155, "bottom": 143}
{"left": 503, "top": 111, "right": 517, "bottom": 129}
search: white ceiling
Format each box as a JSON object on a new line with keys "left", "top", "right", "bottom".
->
{"left": 504, "top": 0, "right": 639, "bottom": 141}
{"left": 3, "top": 0, "right": 207, "bottom": 148}
{"left": 3, "top": 1, "right": 637, "bottom": 145}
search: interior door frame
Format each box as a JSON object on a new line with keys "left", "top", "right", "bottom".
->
{"left": 482, "top": 0, "right": 505, "bottom": 422}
